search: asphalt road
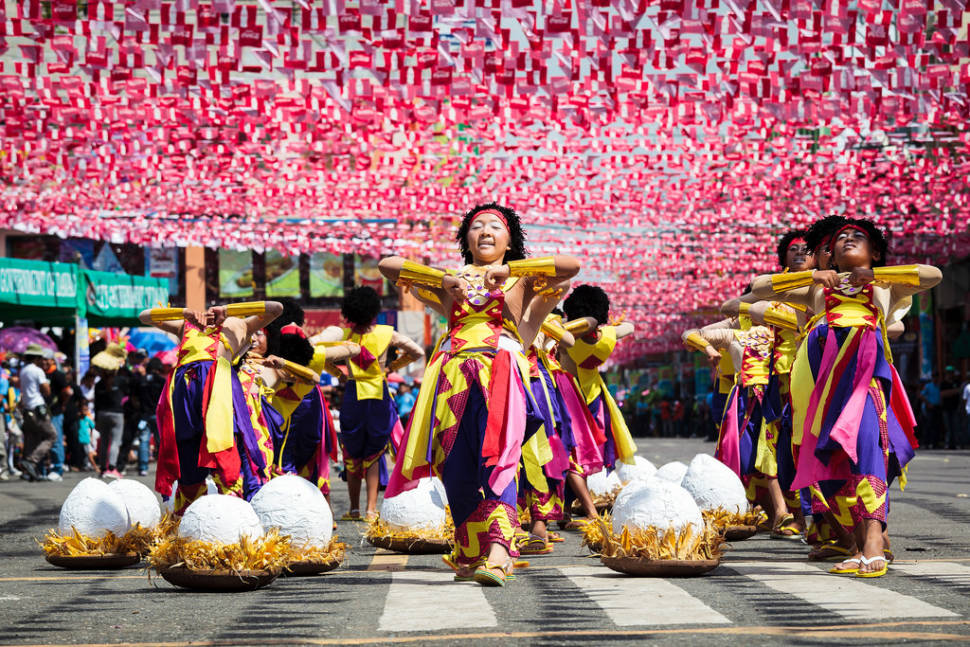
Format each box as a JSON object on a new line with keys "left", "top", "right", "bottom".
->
{"left": 1, "top": 438, "right": 969, "bottom": 646}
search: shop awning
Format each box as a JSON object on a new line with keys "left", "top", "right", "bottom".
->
{"left": 0, "top": 257, "right": 169, "bottom": 327}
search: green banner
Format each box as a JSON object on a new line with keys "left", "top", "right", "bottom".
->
{"left": 309, "top": 251, "right": 344, "bottom": 297}
{"left": 0, "top": 257, "right": 168, "bottom": 325}
{"left": 79, "top": 269, "right": 170, "bottom": 321}
{"left": 219, "top": 249, "right": 254, "bottom": 298}
{"left": 0, "top": 257, "right": 77, "bottom": 308}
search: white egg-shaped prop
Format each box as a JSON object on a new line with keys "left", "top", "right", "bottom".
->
{"left": 587, "top": 469, "right": 622, "bottom": 497}
{"left": 680, "top": 453, "right": 749, "bottom": 514}
{"left": 250, "top": 474, "right": 333, "bottom": 547}
{"left": 380, "top": 485, "right": 446, "bottom": 531}
{"left": 416, "top": 476, "right": 448, "bottom": 509}
{"left": 611, "top": 479, "right": 703, "bottom": 537}
{"left": 612, "top": 478, "right": 654, "bottom": 517}
{"left": 615, "top": 456, "right": 657, "bottom": 484}
{"left": 108, "top": 479, "right": 162, "bottom": 528}
{"left": 178, "top": 495, "right": 264, "bottom": 544}
{"left": 655, "top": 461, "right": 688, "bottom": 483}
{"left": 58, "top": 477, "right": 130, "bottom": 538}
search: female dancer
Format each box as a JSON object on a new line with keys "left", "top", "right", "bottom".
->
{"left": 379, "top": 203, "right": 580, "bottom": 586}
{"left": 560, "top": 285, "right": 637, "bottom": 472}
{"left": 752, "top": 218, "right": 941, "bottom": 577}
{"left": 272, "top": 325, "right": 360, "bottom": 505}
{"left": 315, "top": 286, "right": 425, "bottom": 520}
{"left": 140, "top": 301, "right": 282, "bottom": 514}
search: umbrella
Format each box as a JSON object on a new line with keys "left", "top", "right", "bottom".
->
{"left": 127, "top": 328, "right": 178, "bottom": 355}
{"left": 0, "top": 327, "right": 58, "bottom": 354}
{"left": 386, "top": 372, "right": 405, "bottom": 384}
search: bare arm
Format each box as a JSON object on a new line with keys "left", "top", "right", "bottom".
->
{"left": 379, "top": 257, "right": 457, "bottom": 316}
{"left": 613, "top": 322, "right": 635, "bottom": 340}
{"left": 243, "top": 301, "right": 283, "bottom": 336}
{"left": 137, "top": 307, "right": 193, "bottom": 336}
{"left": 886, "top": 320, "right": 905, "bottom": 340}
{"left": 387, "top": 331, "right": 425, "bottom": 372}
{"left": 309, "top": 326, "right": 345, "bottom": 345}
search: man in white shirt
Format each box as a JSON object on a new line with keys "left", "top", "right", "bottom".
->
{"left": 18, "top": 344, "right": 56, "bottom": 481}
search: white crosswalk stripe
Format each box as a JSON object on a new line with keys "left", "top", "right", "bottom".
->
{"left": 728, "top": 560, "right": 960, "bottom": 620}
{"left": 559, "top": 565, "right": 731, "bottom": 626}
{"left": 378, "top": 570, "right": 497, "bottom": 632}
{"left": 374, "top": 560, "right": 965, "bottom": 633}
{"left": 889, "top": 560, "right": 970, "bottom": 585}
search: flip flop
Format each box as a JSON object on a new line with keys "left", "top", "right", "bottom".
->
{"left": 340, "top": 510, "right": 363, "bottom": 521}
{"left": 547, "top": 531, "right": 564, "bottom": 543}
{"left": 771, "top": 513, "right": 802, "bottom": 539}
{"left": 473, "top": 559, "right": 515, "bottom": 587}
{"left": 442, "top": 554, "right": 477, "bottom": 582}
{"left": 518, "top": 534, "right": 554, "bottom": 555}
{"left": 560, "top": 519, "right": 588, "bottom": 531}
{"left": 856, "top": 555, "right": 889, "bottom": 578}
{"left": 829, "top": 557, "right": 862, "bottom": 575}
{"left": 808, "top": 542, "right": 854, "bottom": 561}
{"left": 884, "top": 548, "right": 895, "bottom": 563}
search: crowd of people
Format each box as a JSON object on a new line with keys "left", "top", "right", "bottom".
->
{"left": 0, "top": 342, "right": 167, "bottom": 482}
{"left": 681, "top": 215, "right": 942, "bottom": 578}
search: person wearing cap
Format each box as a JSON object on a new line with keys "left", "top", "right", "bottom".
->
{"left": 17, "top": 344, "right": 56, "bottom": 482}
{"left": 92, "top": 343, "right": 130, "bottom": 478}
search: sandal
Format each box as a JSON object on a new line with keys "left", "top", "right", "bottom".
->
{"left": 442, "top": 554, "right": 477, "bottom": 582}
{"left": 856, "top": 555, "right": 889, "bottom": 578}
{"left": 340, "top": 510, "right": 363, "bottom": 521}
{"left": 518, "top": 534, "right": 553, "bottom": 555}
{"left": 808, "top": 541, "right": 854, "bottom": 561}
{"left": 829, "top": 557, "right": 862, "bottom": 575}
{"left": 473, "top": 559, "right": 515, "bottom": 587}
{"left": 547, "top": 531, "right": 564, "bottom": 543}
{"left": 560, "top": 519, "right": 588, "bottom": 531}
{"left": 771, "top": 514, "right": 802, "bottom": 539}
{"left": 756, "top": 511, "right": 772, "bottom": 532}
{"left": 884, "top": 547, "right": 895, "bottom": 564}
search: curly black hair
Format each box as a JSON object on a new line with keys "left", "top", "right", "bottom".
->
{"left": 265, "top": 298, "right": 305, "bottom": 356}
{"left": 563, "top": 284, "right": 610, "bottom": 326}
{"left": 277, "top": 332, "right": 315, "bottom": 368}
{"left": 830, "top": 218, "right": 888, "bottom": 270}
{"left": 805, "top": 215, "right": 847, "bottom": 253}
{"left": 342, "top": 286, "right": 381, "bottom": 328}
{"left": 456, "top": 203, "right": 528, "bottom": 265}
{"left": 776, "top": 229, "right": 808, "bottom": 268}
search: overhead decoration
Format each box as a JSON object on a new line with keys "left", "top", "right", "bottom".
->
{"left": 1, "top": 0, "right": 969, "bottom": 356}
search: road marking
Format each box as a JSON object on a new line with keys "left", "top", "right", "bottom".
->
{"left": 730, "top": 560, "right": 959, "bottom": 620}
{"left": 8, "top": 621, "right": 970, "bottom": 646}
{"left": 891, "top": 560, "right": 970, "bottom": 587}
{"left": 560, "top": 565, "right": 730, "bottom": 626}
{"left": 378, "top": 570, "right": 496, "bottom": 632}
{"left": 367, "top": 549, "right": 408, "bottom": 572}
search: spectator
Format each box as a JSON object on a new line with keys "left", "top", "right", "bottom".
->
{"left": 17, "top": 344, "right": 56, "bottom": 482}
{"left": 395, "top": 383, "right": 416, "bottom": 426}
{"left": 46, "top": 357, "right": 73, "bottom": 481}
{"left": 132, "top": 357, "right": 165, "bottom": 476}
{"left": 77, "top": 400, "right": 98, "bottom": 473}
{"left": 940, "top": 366, "right": 962, "bottom": 450}
{"left": 919, "top": 374, "right": 943, "bottom": 449}
{"left": 93, "top": 344, "right": 129, "bottom": 478}
{"left": 0, "top": 357, "right": 11, "bottom": 480}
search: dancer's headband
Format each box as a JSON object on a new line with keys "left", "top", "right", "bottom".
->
{"left": 280, "top": 324, "right": 307, "bottom": 339}
{"left": 829, "top": 224, "right": 868, "bottom": 250}
{"left": 787, "top": 237, "right": 808, "bottom": 251}
{"left": 470, "top": 208, "right": 509, "bottom": 230}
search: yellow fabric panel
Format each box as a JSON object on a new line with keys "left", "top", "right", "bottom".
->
{"left": 343, "top": 324, "right": 394, "bottom": 400}
{"left": 567, "top": 326, "right": 617, "bottom": 404}
{"left": 204, "top": 356, "right": 236, "bottom": 454}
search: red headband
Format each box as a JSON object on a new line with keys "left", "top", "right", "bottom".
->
{"left": 787, "top": 237, "right": 807, "bottom": 250}
{"left": 829, "top": 224, "right": 868, "bottom": 249}
{"left": 280, "top": 324, "right": 307, "bottom": 339}
{"left": 470, "top": 208, "right": 509, "bottom": 229}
